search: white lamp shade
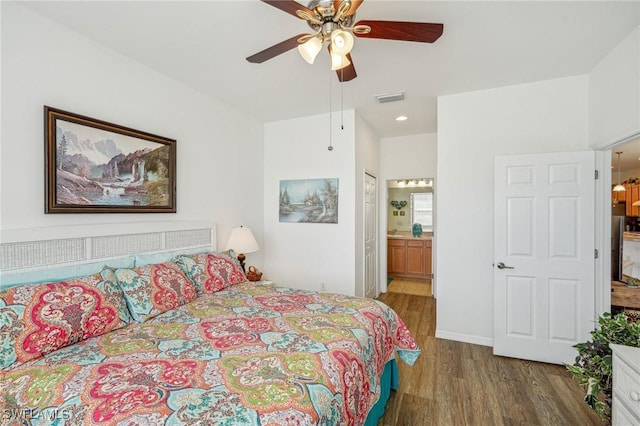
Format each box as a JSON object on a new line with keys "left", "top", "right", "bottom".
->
{"left": 225, "top": 226, "right": 259, "bottom": 254}
{"left": 330, "top": 29, "right": 354, "bottom": 55}
{"left": 330, "top": 52, "right": 351, "bottom": 71}
{"left": 613, "top": 184, "right": 626, "bottom": 192}
{"left": 298, "top": 37, "right": 322, "bottom": 64}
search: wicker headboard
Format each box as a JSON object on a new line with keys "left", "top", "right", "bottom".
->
{"left": 0, "top": 221, "right": 216, "bottom": 273}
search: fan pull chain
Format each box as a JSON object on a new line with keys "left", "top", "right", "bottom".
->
{"left": 340, "top": 68, "right": 344, "bottom": 130}
{"left": 328, "top": 72, "right": 333, "bottom": 151}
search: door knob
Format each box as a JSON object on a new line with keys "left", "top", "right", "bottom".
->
{"left": 496, "top": 262, "right": 514, "bottom": 270}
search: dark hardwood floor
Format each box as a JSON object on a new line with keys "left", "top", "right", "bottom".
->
{"left": 376, "top": 292, "right": 602, "bottom": 426}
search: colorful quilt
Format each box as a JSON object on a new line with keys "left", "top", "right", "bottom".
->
{"left": 1, "top": 283, "right": 420, "bottom": 425}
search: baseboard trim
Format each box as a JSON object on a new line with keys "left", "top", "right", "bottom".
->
{"left": 435, "top": 330, "right": 493, "bottom": 347}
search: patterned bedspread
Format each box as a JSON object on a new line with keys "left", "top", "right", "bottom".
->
{"left": 1, "top": 283, "right": 420, "bottom": 425}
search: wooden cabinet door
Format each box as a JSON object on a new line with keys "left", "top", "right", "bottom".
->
{"left": 388, "top": 238, "right": 433, "bottom": 279}
{"left": 633, "top": 185, "right": 640, "bottom": 217}
{"left": 626, "top": 185, "right": 640, "bottom": 217}
{"left": 406, "top": 240, "right": 425, "bottom": 275}
{"left": 626, "top": 186, "right": 632, "bottom": 216}
{"left": 424, "top": 240, "right": 433, "bottom": 276}
{"left": 387, "top": 239, "right": 406, "bottom": 274}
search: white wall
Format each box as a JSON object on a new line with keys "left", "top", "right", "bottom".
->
{"left": 588, "top": 26, "right": 640, "bottom": 318}
{"left": 0, "top": 3, "right": 264, "bottom": 263}
{"left": 354, "top": 113, "right": 380, "bottom": 297}
{"left": 621, "top": 169, "right": 640, "bottom": 182}
{"left": 380, "top": 133, "right": 437, "bottom": 179}
{"left": 589, "top": 26, "right": 640, "bottom": 148}
{"left": 437, "top": 75, "right": 589, "bottom": 346}
{"left": 263, "top": 111, "right": 357, "bottom": 294}
{"left": 379, "top": 133, "right": 437, "bottom": 292}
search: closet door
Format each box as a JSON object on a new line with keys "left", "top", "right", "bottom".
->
{"left": 364, "top": 172, "right": 378, "bottom": 299}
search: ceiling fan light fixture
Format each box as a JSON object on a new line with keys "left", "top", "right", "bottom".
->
{"left": 330, "top": 52, "right": 351, "bottom": 71}
{"left": 298, "top": 36, "right": 323, "bottom": 64}
{"left": 249, "top": 1, "right": 444, "bottom": 82}
{"left": 330, "top": 29, "right": 354, "bottom": 55}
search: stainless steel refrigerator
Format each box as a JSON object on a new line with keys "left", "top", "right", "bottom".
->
{"left": 612, "top": 215, "right": 625, "bottom": 282}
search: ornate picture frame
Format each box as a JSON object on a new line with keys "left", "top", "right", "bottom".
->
{"left": 44, "top": 106, "right": 176, "bottom": 213}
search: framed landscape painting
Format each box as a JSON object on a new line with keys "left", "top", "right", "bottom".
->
{"left": 279, "top": 178, "right": 339, "bottom": 223}
{"left": 44, "top": 106, "right": 176, "bottom": 213}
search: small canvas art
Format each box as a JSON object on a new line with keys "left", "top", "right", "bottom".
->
{"left": 279, "top": 178, "right": 338, "bottom": 223}
{"left": 400, "top": 211, "right": 406, "bottom": 216}
{"left": 393, "top": 211, "right": 399, "bottom": 216}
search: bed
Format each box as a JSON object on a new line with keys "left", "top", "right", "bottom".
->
{"left": 0, "top": 222, "right": 419, "bottom": 425}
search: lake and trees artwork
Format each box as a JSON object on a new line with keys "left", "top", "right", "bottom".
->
{"left": 279, "top": 178, "right": 338, "bottom": 223}
{"left": 44, "top": 107, "right": 176, "bottom": 213}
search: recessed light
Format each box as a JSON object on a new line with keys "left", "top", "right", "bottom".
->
{"left": 395, "top": 115, "right": 408, "bottom": 122}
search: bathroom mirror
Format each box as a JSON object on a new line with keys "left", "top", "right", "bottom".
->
{"left": 387, "top": 178, "right": 433, "bottom": 232}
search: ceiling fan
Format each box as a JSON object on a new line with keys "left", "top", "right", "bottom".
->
{"left": 246, "top": 0, "right": 444, "bottom": 82}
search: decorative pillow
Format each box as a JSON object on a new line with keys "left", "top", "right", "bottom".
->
{"left": 114, "top": 262, "right": 197, "bottom": 323}
{"left": 175, "top": 251, "right": 247, "bottom": 295}
{"left": 0, "top": 268, "right": 130, "bottom": 370}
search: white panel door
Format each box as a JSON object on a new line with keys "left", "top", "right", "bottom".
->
{"left": 494, "top": 151, "right": 595, "bottom": 364}
{"left": 365, "top": 173, "right": 378, "bottom": 299}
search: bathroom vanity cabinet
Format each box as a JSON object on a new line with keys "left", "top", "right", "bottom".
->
{"left": 387, "top": 236, "right": 432, "bottom": 280}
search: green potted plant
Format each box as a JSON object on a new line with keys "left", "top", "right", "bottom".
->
{"left": 567, "top": 312, "right": 640, "bottom": 424}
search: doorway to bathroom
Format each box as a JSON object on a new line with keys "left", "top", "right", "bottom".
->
{"left": 386, "top": 178, "right": 434, "bottom": 297}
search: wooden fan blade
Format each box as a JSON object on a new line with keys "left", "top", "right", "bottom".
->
{"left": 261, "top": 0, "right": 314, "bottom": 19}
{"left": 246, "top": 34, "right": 307, "bottom": 63}
{"left": 354, "top": 20, "right": 443, "bottom": 43}
{"left": 337, "top": 53, "right": 357, "bottom": 82}
{"left": 333, "top": 0, "right": 364, "bottom": 17}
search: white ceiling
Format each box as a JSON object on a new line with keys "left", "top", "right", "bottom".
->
{"left": 20, "top": 1, "right": 640, "bottom": 138}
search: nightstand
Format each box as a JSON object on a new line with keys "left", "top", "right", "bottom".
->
{"left": 611, "top": 344, "right": 640, "bottom": 424}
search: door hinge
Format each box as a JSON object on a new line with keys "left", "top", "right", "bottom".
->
{"left": 595, "top": 170, "right": 599, "bottom": 180}
{"left": 595, "top": 249, "right": 599, "bottom": 259}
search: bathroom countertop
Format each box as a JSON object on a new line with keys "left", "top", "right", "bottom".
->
{"left": 387, "top": 231, "right": 433, "bottom": 240}
{"left": 624, "top": 232, "right": 640, "bottom": 242}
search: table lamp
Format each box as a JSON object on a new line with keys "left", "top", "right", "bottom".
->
{"left": 225, "top": 226, "right": 259, "bottom": 273}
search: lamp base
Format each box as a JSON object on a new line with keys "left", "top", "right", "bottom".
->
{"left": 237, "top": 253, "right": 246, "bottom": 273}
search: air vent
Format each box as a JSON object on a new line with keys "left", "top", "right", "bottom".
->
{"left": 374, "top": 92, "right": 405, "bottom": 103}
